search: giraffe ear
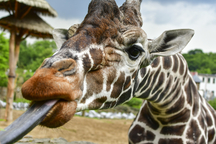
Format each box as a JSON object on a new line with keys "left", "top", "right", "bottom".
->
{"left": 148, "top": 29, "right": 194, "bottom": 57}
{"left": 52, "top": 29, "right": 68, "bottom": 49}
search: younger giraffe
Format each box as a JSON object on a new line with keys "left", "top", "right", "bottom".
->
{"left": 18, "top": 0, "right": 215, "bottom": 143}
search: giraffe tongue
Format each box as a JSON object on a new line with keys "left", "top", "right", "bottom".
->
{"left": 0, "top": 99, "right": 58, "bottom": 144}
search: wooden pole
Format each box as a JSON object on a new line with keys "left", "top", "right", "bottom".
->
{"left": 5, "top": 30, "right": 16, "bottom": 122}
{"left": 15, "top": 34, "right": 22, "bottom": 65}
{"left": 21, "top": 6, "right": 32, "bottom": 19}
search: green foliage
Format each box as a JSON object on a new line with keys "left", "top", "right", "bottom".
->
{"left": 125, "top": 98, "right": 143, "bottom": 109}
{"left": 14, "top": 98, "right": 30, "bottom": 103}
{"left": 197, "top": 68, "right": 212, "bottom": 74}
{"left": 183, "top": 49, "right": 216, "bottom": 74}
{"left": 0, "top": 32, "right": 9, "bottom": 87}
{"left": 188, "top": 49, "right": 203, "bottom": 55}
{"left": 18, "top": 40, "right": 57, "bottom": 71}
{"left": 208, "top": 98, "right": 216, "bottom": 110}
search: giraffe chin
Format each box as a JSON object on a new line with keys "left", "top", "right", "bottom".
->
{"left": 40, "top": 100, "right": 77, "bottom": 128}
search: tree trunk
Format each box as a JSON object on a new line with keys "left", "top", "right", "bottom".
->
{"left": 14, "top": 38, "right": 21, "bottom": 66}
{"left": 5, "top": 31, "right": 16, "bottom": 122}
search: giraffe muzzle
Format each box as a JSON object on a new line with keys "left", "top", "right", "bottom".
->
{"left": 22, "top": 58, "right": 82, "bottom": 102}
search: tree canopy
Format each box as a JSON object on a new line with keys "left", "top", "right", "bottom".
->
{"left": 17, "top": 40, "right": 57, "bottom": 72}
{"left": 0, "top": 33, "right": 57, "bottom": 86}
{"left": 183, "top": 49, "right": 216, "bottom": 74}
{"left": 0, "top": 32, "right": 9, "bottom": 86}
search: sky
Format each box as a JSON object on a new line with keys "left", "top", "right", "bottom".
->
{"left": 1, "top": 0, "right": 216, "bottom": 53}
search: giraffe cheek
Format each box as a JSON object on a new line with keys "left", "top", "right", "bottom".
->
{"left": 40, "top": 100, "right": 77, "bottom": 128}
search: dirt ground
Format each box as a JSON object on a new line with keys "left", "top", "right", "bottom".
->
{"left": 0, "top": 110, "right": 133, "bottom": 144}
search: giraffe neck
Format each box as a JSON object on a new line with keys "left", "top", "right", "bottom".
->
{"left": 135, "top": 53, "right": 200, "bottom": 117}
{"left": 129, "top": 53, "right": 216, "bottom": 144}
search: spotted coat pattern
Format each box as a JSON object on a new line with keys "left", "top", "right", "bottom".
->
{"left": 19, "top": 0, "right": 214, "bottom": 144}
{"left": 129, "top": 54, "right": 216, "bottom": 144}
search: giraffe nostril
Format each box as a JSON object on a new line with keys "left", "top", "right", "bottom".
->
{"left": 63, "top": 67, "right": 76, "bottom": 76}
{"left": 51, "top": 59, "right": 77, "bottom": 75}
{"left": 58, "top": 68, "right": 65, "bottom": 71}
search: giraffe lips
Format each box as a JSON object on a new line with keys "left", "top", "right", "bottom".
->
{"left": 0, "top": 100, "right": 58, "bottom": 144}
{"left": 40, "top": 100, "right": 77, "bottom": 128}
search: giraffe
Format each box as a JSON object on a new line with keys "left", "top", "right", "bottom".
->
{"left": 0, "top": 0, "right": 213, "bottom": 144}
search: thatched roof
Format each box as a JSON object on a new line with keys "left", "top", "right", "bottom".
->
{"left": 0, "top": 12, "right": 53, "bottom": 39}
{"left": 0, "top": 0, "right": 57, "bottom": 17}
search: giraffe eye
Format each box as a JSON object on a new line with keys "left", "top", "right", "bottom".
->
{"left": 126, "top": 44, "right": 144, "bottom": 60}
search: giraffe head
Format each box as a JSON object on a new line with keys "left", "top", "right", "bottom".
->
{"left": 21, "top": 0, "right": 194, "bottom": 128}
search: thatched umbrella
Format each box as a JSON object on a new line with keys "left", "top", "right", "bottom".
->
{"left": 0, "top": 0, "right": 57, "bottom": 17}
{"left": 0, "top": 12, "right": 53, "bottom": 38}
{"left": 0, "top": 12, "right": 53, "bottom": 63}
{"left": 0, "top": 0, "right": 57, "bottom": 122}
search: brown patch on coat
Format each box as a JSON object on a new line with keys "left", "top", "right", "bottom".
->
{"left": 140, "top": 67, "right": 147, "bottom": 78}
{"left": 184, "top": 78, "right": 193, "bottom": 106}
{"left": 199, "top": 136, "right": 206, "bottom": 144}
{"left": 163, "top": 56, "right": 172, "bottom": 70}
{"left": 90, "top": 48, "right": 103, "bottom": 70}
{"left": 81, "top": 69, "right": 104, "bottom": 103}
{"left": 179, "top": 57, "right": 185, "bottom": 75}
{"left": 160, "top": 125, "right": 186, "bottom": 136}
{"left": 186, "top": 120, "right": 201, "bottom": 142}
{"left": 106, "top": 68, "right": 117, "bottom": 91}
{"left": 116, "top": 89, "right": 132, "bottom": 105}
{"left": 151, "top": 57, "right": 160, "bottom": 68}
{"left": 110, "top": 72, "right": 125, "bottom": 98}
{"left": 138, "top": 104, "right": 160, "bottom": 130}
{"left": 158, "top": 138, "right": 183, "bottom": 144}
{"left": 172, "top": 55, "right": 178, "bottom": 73}
{"left": 102, "top": 101, "right": 116, "bottom": 109}
{"left": 208, "top": 128, "right": 215, "bottom": 143}
{"left": 124, "top": 76, "right": 131, "bottom": 90}
{"left": 82, "top": 53, "right": 91, "bottom": 72}
{"left": 129, "top": 125, "right": 155, "bottom": 143}
{"left": 202, "top": 106, "right": 213, "bottom": 127}
{"left": 88, "top": 96, "right": 107, "bottom": 109}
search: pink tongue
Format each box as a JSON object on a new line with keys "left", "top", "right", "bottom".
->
{"left": 40, "top": 100, "right": 77, "bottom": 128}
